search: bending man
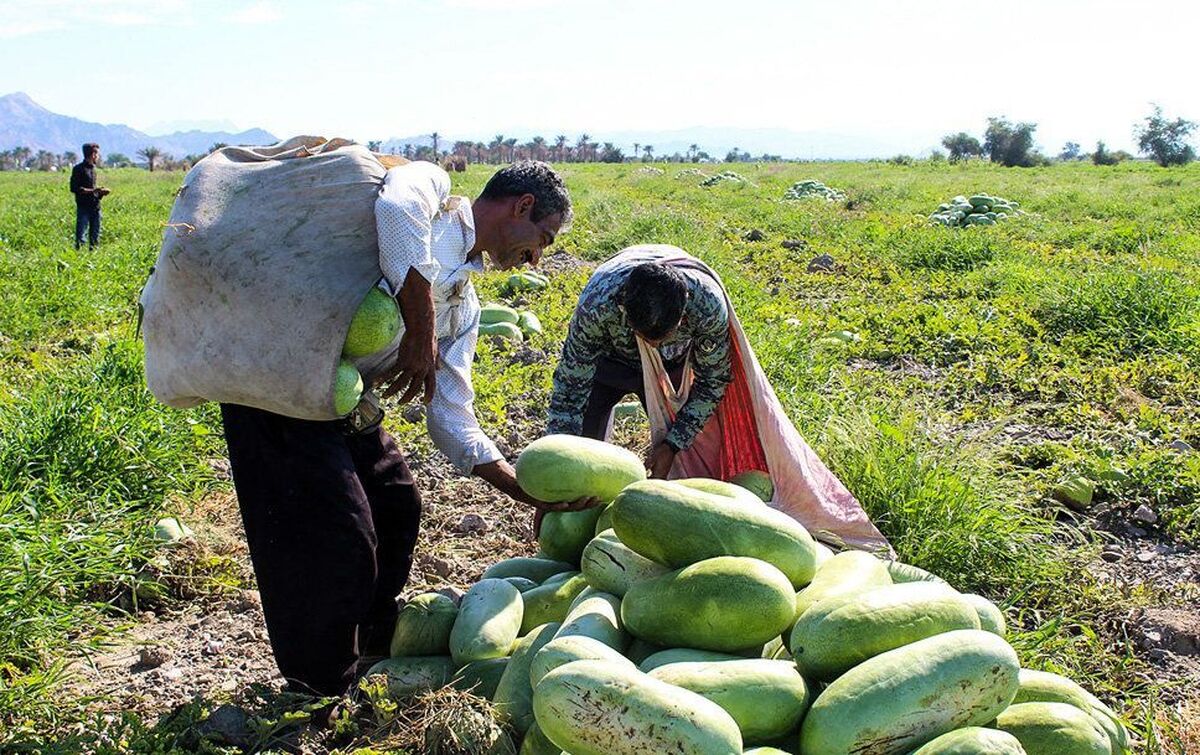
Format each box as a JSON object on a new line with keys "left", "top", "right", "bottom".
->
{"left": 547, "top": 245, "right": 732, "bottom": 479}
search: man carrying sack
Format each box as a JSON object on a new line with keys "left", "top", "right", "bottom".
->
{"left": 547, "top": 244, "right": 890, "bottom": 552}
{"left": 143, "top": 144, "right": 594, "bottom": 707}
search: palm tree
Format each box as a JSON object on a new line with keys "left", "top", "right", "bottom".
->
{"left": 532, "top": 135, "right": 547, "bottom": 161}
{"left": 430, "top": 131, "right": 440, "bottom": 160}
{"left": 643, "top": 145, "right": 654, "bottom": 162}
{"left": 576, "top": 134, "right": 591, "bottom": 163}
{"left": 474, "top": 142, "right": 486, "bottom": 163}
{"left": 633, "top": 142, "right": 640, "bottom": 163}
{"left": 688, "top": 144, "right": 699, "bottom": 162}
{"left": 554, "top": 135, "right": 568, "bottom": 162}
{"left": 137, "top": 146, "right": 162, "bottom": 172}
{"left": 59, "top": 150, "right": 77, "bottom": 168}
{"left": 504, "top": 137, "right": 518, "bottom": 163}
{"left": 13, "top": 146, "right": 31, "bottom": 169}
{"left": 490, "top": 135, "right": 505, "bottom": 164}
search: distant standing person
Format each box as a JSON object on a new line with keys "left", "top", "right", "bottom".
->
{"left": 69, "top": 143, "right": 110, "bottom": 249}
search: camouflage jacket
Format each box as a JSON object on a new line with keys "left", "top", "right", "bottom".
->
{"left": 547, "top": 250, "right": 732, "bottom": 451}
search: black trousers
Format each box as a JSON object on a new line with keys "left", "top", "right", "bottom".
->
{"left": 580, "top": 356, "right": 684, "bottom": 440}
{"left": 220, "top": 403, "right": 422, "bottom": 697}
{"left": 74, "top": 205, "right": 100, "bottom": 249}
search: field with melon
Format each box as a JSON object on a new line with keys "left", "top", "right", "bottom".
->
{"left": 0, "top": 160, "right": 1197, "bottom": 752}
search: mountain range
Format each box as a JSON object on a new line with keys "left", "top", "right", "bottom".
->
{"left": 2, "top": 91, "right": 950, "bottom": 161}
{"left": 0, "top": 92, "right": 276, "bottom": 158}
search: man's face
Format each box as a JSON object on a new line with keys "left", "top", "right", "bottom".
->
{"left": 87, "top": 148, "right": 100, "bottom": 165}
{"left": 486, "top": 194, "right": 564, "bottom": 270}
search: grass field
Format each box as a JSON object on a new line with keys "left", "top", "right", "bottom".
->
{"left": 1, "top": 161, "right": 1198, "bottom": 752}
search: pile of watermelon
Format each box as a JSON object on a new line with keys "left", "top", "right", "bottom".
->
{"left": 504, "top": 269, "right": 550, "bottom": 296}
{"left": 783, "top": 180, "right": 846, "bottom": 202}
{"left": 480, "top": 303, "right": 542, "bottom": 343}
{"left": 700, "top": 171, "right": 746, "bottom": 187}
{"left": 369, "top": 435, "right": 1129, "bottom": 755}
{"left": 929, "top": 194, "right": 1022, "bottom": 227}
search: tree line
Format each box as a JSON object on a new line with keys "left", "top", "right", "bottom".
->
{"left": 364, "top": 133, "right": 725, "bottom": 166}
{"left": 0, "top": 144, "right": 227, "bottom": 172}
{"left": 4, "top": 105, "right": 1192, "bottom": 172}
{"left": 940, "top": 105, "right": 1195, "bottom": 168}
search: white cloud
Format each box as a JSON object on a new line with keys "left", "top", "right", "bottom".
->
{"left": 0, "top": 0, "right": 192, "bottom": 37}
{"left": 227, "top": 1, "right": 283, "bottom": 24}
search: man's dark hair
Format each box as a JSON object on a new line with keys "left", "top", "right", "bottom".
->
{"left": 479, "top": 160, "right": 572, "bottom": 226}
{"left": 622, "top": 263, "right": 688, "bottom": 340}
{"left": 82, "top": 143, "right": 99, "bottom": 158}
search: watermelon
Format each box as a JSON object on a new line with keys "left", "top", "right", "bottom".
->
{"left": 483, "top": 556, "right": 574, "bottom": 583}
{"left": 479, "top": 321, "right": 524, "bottom": 341}
{"left": 343, "top": 287, "right": 400, "bottom": 358}
{"left": 516, "top": 435, "right": 646, "bottom": 503}
{"left": 529, "top": 634, "right": 636, "bottom": 688}
{"left": 533, "top": 659, "right": 743, "bottom": 755}
{"left": 790, "top": 582, "right": 980, "bottom": 681}
{"left": 451, "top": 657, "right": 510, "bottom": 699}
{"left": 333, "top": 360, "right": 363, "bottom": 416}
{"left": 580, "top": 529, "right": 669, "bottom": 597}
{"left": 538, "top": 507, "right": 606, "bottom": 563}
{"left": 672, "top": 478, "right": 763, "bottom": 506}
{"left": 622, "top": 556, "right": 796, "bottom": 652}
{"left": 648, "top": 659, "right": 811, "bottom": 743}
{"left": 363, "top": 656, "right": 455, "bottom": 699}
{"left": 389, "top": 592, "right": 458, "bottom": 657}
{"left": 449, "top": 579, "right": 524, "bottom": 665}
{"left": 612, "top": 479, "right": 819, "bottom": 588}
{"left": 481, "top": 303, "right": 520, "bottom": 325}
{"left": 793, "top": 550, "right": 892, "bottom": 621}
{"left": 798, "top": 630, "right": 1020, "bottom": 754}
{"left": 910, "top": 727, "right": 1026, "bottom": 754}
{"left": 520, "top": 573, "right": 589, "bottom": 633}
{"left": 993, "top": 702, "right": 1112, "bottom": 755}
{"left": 493, "top": 622, "right": 561, "bottom": 735}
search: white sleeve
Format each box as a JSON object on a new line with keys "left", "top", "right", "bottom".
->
{"left": 425, "top": 303, "right": 504, "bottom": 475}
{"left": 374, "top": 162, "right": 450, "bottom": 290}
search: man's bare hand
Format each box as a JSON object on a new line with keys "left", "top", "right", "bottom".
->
{"left": 474, "top": 459, "right": 601, "bottom": 537}
{"left": 381, "top": 268, "right": 437, "bottom": 402}
{"left": 646, "top": 441, "right": 676, "bottom": 480}
{"left": 380, "top": 328, "right": 436, "bottom": 402}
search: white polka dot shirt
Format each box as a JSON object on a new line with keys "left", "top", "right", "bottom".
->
{"left": 365, "top": 161, "right": 503, "bottom": 474}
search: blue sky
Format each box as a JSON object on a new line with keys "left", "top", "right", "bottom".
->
{"left": 1, "top": 0, "right": 1197, "bottom": 154}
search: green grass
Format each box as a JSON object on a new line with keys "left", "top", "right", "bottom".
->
{"left": 1, "top": 160, "right": 1198, "bottom": 749}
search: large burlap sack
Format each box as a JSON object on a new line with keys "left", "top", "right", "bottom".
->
{"left": 141, "top": 136, "right": 405, "bottom": 420}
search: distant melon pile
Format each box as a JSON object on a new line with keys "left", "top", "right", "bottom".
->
{"left": 366, "top": 435, "right": 1130, "bottom": 755}
{"left": 480, "top": 302, "right": 542, "bottom": 343}
{"left": 783, "top": 180, "right": 846, "bottom": 202}
{"left": 700, "top": 171, "right": 746, "bottom": 187}
{"left": 930, "top": 194, "right": 1022, "bottom": 227}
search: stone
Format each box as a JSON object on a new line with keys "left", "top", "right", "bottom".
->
{"left": 456, "top": 513, "right": 489, "bottom": 535}
{"left": 806, "top": 253, "right": 836, "bottom": 273}
{"left": 1100, "top": 546, "right": 1122, "bottom": 563}
{"left": 1136, "top": 550, "right": 1157, "bottom": 563}
{"left": 136, "top": 646, "right": 172, "bottom": 669}
{"left": 1132, "top": 504, "right": 1158, "bottom": 524}
{"left": 781, "top": 238, "right": 807, "bottom": 250}
{"left": 1169, "top": 439, "right": 1193, "bottom": 452}
{"left": 197, "top": 703, "right": 253, "bottom": 746}
{"left": 743, "top": 228, "right": 765, "bottom": 242}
